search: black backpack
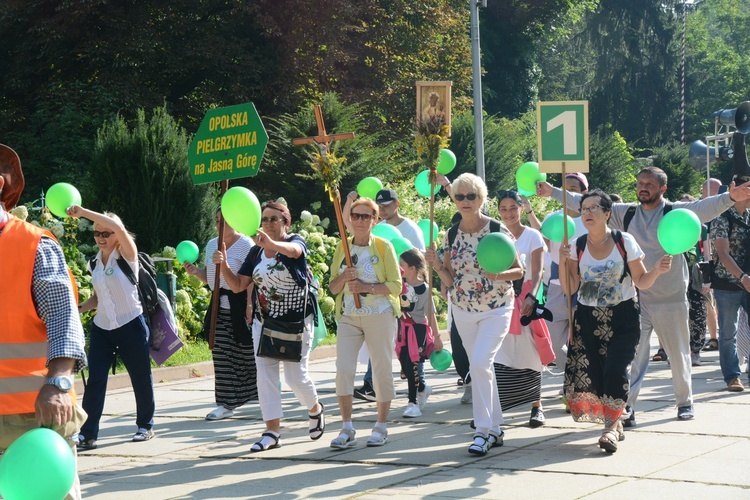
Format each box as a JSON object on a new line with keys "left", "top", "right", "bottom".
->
{"left": 90, "top": 252, "right": 159, "bottom": 317}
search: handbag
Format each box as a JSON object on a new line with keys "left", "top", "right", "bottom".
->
{"left": 256, "top": 284, "right": 308, "bottom": 362}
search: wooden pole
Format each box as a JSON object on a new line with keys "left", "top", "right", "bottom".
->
{"left": 560, "top": 163, "right": 574, "bottom": 343}
{"left": 332, "top": 189, "right": 361, "bottom": 308}
{"left": 209, "top": 179, "right": 229, "bottom": 350}
{"left": 427, "top": 171, "right": 437, "bottom": 319}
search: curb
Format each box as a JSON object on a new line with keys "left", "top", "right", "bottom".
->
{"left": 74, "top": 344, "right": 338, "bottom": 394}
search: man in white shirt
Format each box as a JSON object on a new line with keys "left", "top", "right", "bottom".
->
{"left": 374, "top": 189, "right": 425, "bottom": 251}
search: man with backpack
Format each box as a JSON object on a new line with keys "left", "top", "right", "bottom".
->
{"left": 538, "top": 166, "right": 750, "bottom": 423}
{"left": 709, "top": 174, "right": 750, "bottom": 392}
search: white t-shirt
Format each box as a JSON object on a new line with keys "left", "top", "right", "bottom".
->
{"left": 205, "top": 235, "right": 254, "bottom": 309}
{"left": 543, "top": 210, "right": 587, "bottom": 285}
{"left": 395, "top": 218, "right": 425, "bottom": 251}
{"left": 89, "top": 248, "right": 142, "bottom": 331}
{"left": 571, "top": 232, "right": 644, "bottom": 307}
{"left": 513, "top": 227, "right": 546, "bottom": 282}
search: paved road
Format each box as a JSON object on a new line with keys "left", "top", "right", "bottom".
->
{"left": 77, "top": 338, "right": 750, "bottom": 499}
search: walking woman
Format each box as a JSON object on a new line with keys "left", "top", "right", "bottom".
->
{"left": 426, "top": 173, "right": 524, "bottom": 456}
{"left": 494, "top": 189, "right": 553, "bottom": 428}
{"left": 329, "top": 198, "right": 401, "bottom": 449}
{"left": 70, "top": 205, "right": 155, "bottom": 449}
{"left": 184, "top": 209, "right": 257, "bottom": 420}
{"left": 559, "top": 190, "right": 671, "bottom": 452}
{"left": 220, "top": 201, "right": 324, "bottom": 451}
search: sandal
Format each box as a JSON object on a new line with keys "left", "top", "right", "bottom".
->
{"left": 251, "top": 431, "right": 281, "bottom": 452}
{"left": 703, "top": 338, "right": 719, "bottom": 351}
{"left": 598, "top": 424, "right": 625, "bottom": 453}
{"left": 652, "top": 348, "right": 668, "bottom": 362}
{"left": 308, "top": 402, "right": 326, "bottom": 441}
{"left": 468, "top": 434, "right": 491, "bottom": 456}
{"left": 488, "top": 430, "right": 504, "bottom": 448}
{"left": 330, "top": 428, "right": 356, "bottom": 449}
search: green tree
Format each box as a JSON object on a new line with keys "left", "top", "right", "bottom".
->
{"left": 650, "top": 142, "right": 703, "bottom": 201}
{"left": 90, "top": 105, "right": 217, "bottom": 253}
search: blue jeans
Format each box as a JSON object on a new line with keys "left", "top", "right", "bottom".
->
{"left": 713, "top": 289, "right": 745, "bottom": 384}
{"left": 80, "top": 314, "right": 155, "bottom": 440}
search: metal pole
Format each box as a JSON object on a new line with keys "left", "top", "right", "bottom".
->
{"left": 470, "top": 0, "right": 485, "bottom": 180}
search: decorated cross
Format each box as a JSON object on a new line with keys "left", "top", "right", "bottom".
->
{"left": 293, "top": 106, "right": 361, "bottom": 307}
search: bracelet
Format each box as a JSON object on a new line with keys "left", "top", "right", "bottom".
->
{"left": 741, "top": 273, "right": 748, "bottom": 282}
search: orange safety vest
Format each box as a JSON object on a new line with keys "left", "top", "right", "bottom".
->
{"left": 0, "top": 218, "right": 57, "bottom": 414}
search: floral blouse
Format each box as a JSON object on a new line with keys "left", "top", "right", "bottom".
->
{"left": 442, "top": 220, "right": 514, "bottom": 313}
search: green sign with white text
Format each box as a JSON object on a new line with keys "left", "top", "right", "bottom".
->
{"left": 536, "top": 101, "right": 589, "bottom": 173}
{"left": 189, "top": 103, "right": 269, "bottom": 185}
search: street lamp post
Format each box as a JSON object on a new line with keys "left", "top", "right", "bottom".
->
{"left": 470, "top": 0, "right": 486, "bottom": 180}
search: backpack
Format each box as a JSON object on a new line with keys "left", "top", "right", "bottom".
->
{"left": 90, "top": 252, "right": 160, "bottom": 318}
{"left": 575, "top": 229, "right": 630, "bottom": 283}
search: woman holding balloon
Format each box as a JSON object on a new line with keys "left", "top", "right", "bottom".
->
{"left": 183, "top": 209, "right": 257, "bottom": 421}
{"left": 558, "top": 190, "right": 671, "bottom": 452}
{"left": 494, "top": 189, "right": 552, "bottom": 428}
{"left": 426, "top": 173, "right": 524, "bottom": 456}
{"left": 219, "top": 200, "right": 325, "bottom": 451}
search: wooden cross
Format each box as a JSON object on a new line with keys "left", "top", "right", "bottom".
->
{"left": 293, "top": 105, "right": 361, "bottom": 307}
{"left": 292, "top": 106, "right": 355, "bottom": 156}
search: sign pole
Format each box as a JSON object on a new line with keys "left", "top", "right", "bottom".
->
{"left": 560, "top": 162, "right": 575, "bottom": 343}
{"left": 208, "top": 179, "right": 229, "bottom": 350}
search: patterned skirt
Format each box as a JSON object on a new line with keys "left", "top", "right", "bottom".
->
{"left": 494, "top": 364, "right": 541, "bottom": 411}
{"left": 564, "top": 298, "right": 640, "bottom": 427}
{"left": 213, "top": 308, "right": 258, "bottom": 409}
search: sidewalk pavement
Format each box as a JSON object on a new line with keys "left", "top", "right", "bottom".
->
{"left": 77, "top": 337, "right": 750, "bottom": 499}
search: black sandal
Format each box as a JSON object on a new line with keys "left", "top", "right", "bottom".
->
{"left": 468, "top": 434, "right": 491, "bottom": 456}
{"left": 703, "top": 338, "right": 719, "bottom": 351}
{"left": 652, "top": 348, "right": 668, "bottom": 362}
{"left": 251, "top": 432, "right": 281, "bottom": 452}
{"left": 309, "top": 402, "right": 326, "bottom": 441}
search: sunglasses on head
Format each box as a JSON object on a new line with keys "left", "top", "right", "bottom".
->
{"left": 454, "top": 193, "right": 478, "bottom": 202}
{"left": 93, "top": 231, "right": 114, "bottom": 238}
{"left": 497, "top": 189, "right": 519, "bottom": 200}
{"left": 350, "top": 212, "right": 374, "bottom": 222}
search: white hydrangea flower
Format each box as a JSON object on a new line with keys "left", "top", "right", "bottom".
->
{"left": 311, "top": 201, "right": 321, "bottom": 211}
{"left": 77, "top": 218, "right": 92, "bottom": 232}
{"left": 300, "top": 210, "right": 313, "bottom": 224}
{"left": 9, "top": 205, "right": 28, "bottom": 220}
{"left": 307, "top": 233, "right": 324, "bottom": 247}
{"left": 320, "top": 217, "right": 330, "bottom": 229}
{"left": 312, "top": 214, "right": 321, "bottom": 226}
{"left": 161, "top": 246, "right": 177, "bottom": 259}
{"left": 50, "top": 223, "right": 65, "bottom": 239}
{"left": 276, "top": 197, "right": 288, "bottom": 206}
{"left": 40, "top": 212, "right": 52, "bottom": 223}
{"left": 317, "top": 262, "right": 329, "bottom": 274}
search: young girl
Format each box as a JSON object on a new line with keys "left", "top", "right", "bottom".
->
{"left": 397, "top": 249, "right": 443, "bottom": 418}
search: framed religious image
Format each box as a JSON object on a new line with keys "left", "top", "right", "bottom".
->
{"left": 416, "top": 81, "right": 452, "bottom": 134}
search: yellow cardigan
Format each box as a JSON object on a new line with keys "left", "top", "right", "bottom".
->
{"left": 330, "top": 235, "right": 402, "bottom": 320}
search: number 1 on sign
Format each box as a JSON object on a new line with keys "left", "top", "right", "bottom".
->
{"left": 546, "top": 110, "right": 577, "bottom": 155}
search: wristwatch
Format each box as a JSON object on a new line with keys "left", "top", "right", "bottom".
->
{"left": 45, "top": 375, "right": 74, "bottom": 392}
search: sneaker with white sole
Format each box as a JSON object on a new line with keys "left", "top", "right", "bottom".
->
{"left": 417, "top": 384, "right": 432, "bottom": 410}
{"left": 366, "top": 427, "right": 388, "bottom": 447}
{"left": 205, "top": 406, "right": 234, "bottom": 420}
{"left": 461, "top": 384, "right": 472, "bottom": 404}
{"left": 132, "top": 428, "right": 154, "bottom": 442}
{"left": 403, "top": 402, "right": 422, "bottom": 418}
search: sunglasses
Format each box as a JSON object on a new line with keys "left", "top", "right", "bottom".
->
{"left": 93, "top": 231, "right": 114, "bottom": 238}
{"left": 261, "top": 216, "right": 283, "bottom": 224}
{"left": 350, "top": 212, "right": 374, "bottom": 222}
{"left": 497, "top": 189, "right": 519, "bottom": 200}
{"left": 454, "top": 193, "right": 478, "bottom": 202}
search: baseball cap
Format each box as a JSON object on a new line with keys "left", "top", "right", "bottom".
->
{"left": 565, "top": 172, "right": 589, "bottom": 191}
{"left": 375, "top": 189, "right": 398, "bottom": 205}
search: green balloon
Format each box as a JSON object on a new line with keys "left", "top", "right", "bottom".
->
{"left": 176, "top": 240, "right": 200, "bottom": 264}
{"left": 372, "top": 223, "right": 402, "bottom": 241}
{"left": 0, "top": 428, "right": 76, "bottom": 500}
{"left": 515, "top": 162, "right": 547, "bottom": 193}
{"left": 220, "top": 187, "right": 261, "bottom": 237}
{"left": 415, "top": 170, "right": 442, "bottom": 198}
{"left": 517, "top": 186, "right": 536, "bottom": 197}
{"left": 357, "top": 177, "right": 383, "bottom": 199}
{"left": 430, "top": 349, "right": 453, "bottom": 371}
{"left": 540, "top": 213, "right": 576, "bottom": 243}
{"left": 46, "top": 182, "right": 82, "bottom": 219}
{"left": 658, "top": 208, "right": 701, "bottom": 255}
{"left": 417, "top": 219, "right": 440, "bottom": 247}
{"left": 437, "top": 149, "right": 457, "bottom": 175}
{"left": 476, "top": 232, "right": 516, "bottom": 274}
{"left": 391, "top": 236, "right": 414, "bottom": 257}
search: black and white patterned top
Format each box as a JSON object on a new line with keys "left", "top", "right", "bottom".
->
{"left": 33, "top": 237, "right": 88, "bottom": 372}
{"left": 711, "top": 206, "right": 750, "bottom": 287}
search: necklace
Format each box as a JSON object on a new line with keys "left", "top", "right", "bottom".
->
{"left": 588, "top": 232, "right": 610, "bottom": 245}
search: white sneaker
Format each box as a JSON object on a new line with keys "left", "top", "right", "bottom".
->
{"left": 461, "top": 384, "right": 472, "bottom": 404}
{"left": 417, "top": 384, "right": 432, "bottom": 410}
{"left": 403, "top": 402, "right": 422, "bottom": 418}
